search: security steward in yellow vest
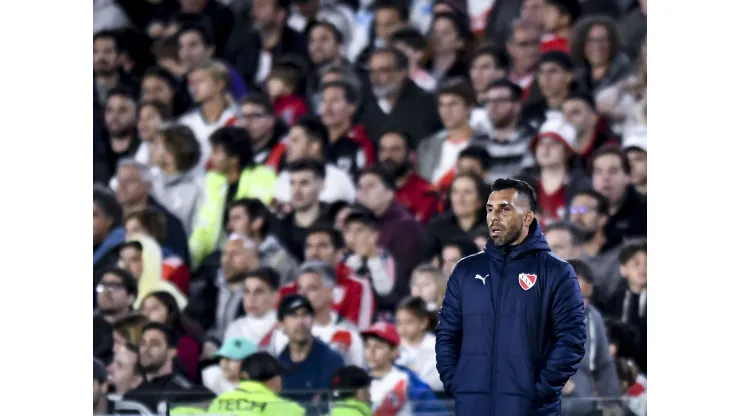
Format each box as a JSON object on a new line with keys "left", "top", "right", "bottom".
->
{"left": 328, "top": 365, "right": 373, "bottom": 416}
{"left": 208, "top": 352, "right": 305, "bottom": 416}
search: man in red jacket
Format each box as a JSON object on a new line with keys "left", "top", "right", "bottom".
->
{"left": 278, "top": 225, "right": 375, "bottom": 329}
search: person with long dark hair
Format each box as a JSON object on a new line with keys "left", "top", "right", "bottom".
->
{"left": 395, "top": 296, "right": 442, "bottom": 391}
{"left": 571, "top": 15, "right": 632, "bottom": 97}
{"left": 139, "top": 290, "right": 202, "bottom": 381}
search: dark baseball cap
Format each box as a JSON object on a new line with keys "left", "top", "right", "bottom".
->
{"left": 277, "top": 293, "right": 315, "bottom": 321}
{"left": 94, "top": 358, "right": 108, "bottom": 382}
{"left": 332, "top": 366, "right": 372, "bottom": 399}
{"left": 240, "top": 351, "right": 288, "bottom": 382}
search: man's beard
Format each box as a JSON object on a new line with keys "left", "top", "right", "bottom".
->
{"left": 141, "top": 359, "right": 166, "bottom": 375}
{"left": 490, "top": 222, "right": 523, "bottom": 247}
{"left": 381, "top": 160, "right": 410, "bottom": 179}
{"left": 94, "top": 66, "right": 117, "bottom": 78}
{"left": 578, "top": 227, "right": 596, "bottom": 242}
{"left": 492, "top": 113, "right": 516, "bottom": 129}
{"left": 373, "top": 82, "right": 400, "bottom": 99}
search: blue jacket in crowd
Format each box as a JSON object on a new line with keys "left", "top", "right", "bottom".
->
{"left": 436, "top": 220, "right": 587, "bottom": 416}
{"left": 395, "top": 365, "right": 451, "bottom": 416}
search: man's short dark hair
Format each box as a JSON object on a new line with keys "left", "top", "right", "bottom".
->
{"left": 619, "top": 239, "right": 647, "bottom": 265}
{"left": 288, "top": 158, "right": 327, "bottom": 179}
{"left": 140, "top": 100, "right": 173, "bottom": 121}
{"left": 565, "top": 90, "right": 596, "bottom": 111}
{"left": 344, "top": 207, "right": 379, "bottom": 230}
{"left": 240, "top": 93, "right": 275, "bottom": 115}
{"left": 102, "top": 267, "right": 138, "bottom": 297}
{"left": 437, "top": 77, "right": 477, "bottom": 106}
{"left": 370, "top": 46, "right": 409, "bottom": 71}
{"left": 142, "top": 322, "right": 179, "bottom": 349}
{"left": 442, "top": 237, "right": 480, "bottom": 258}
{"left": 470, "top": 43, "right": 510, "bottom": 72}
{"left": 125, "top": 208, "right": 167, "bottom": 244}
{"left": 491, "top": 178, "right": 538, "bottom": 213}
{"left": 107, "top": 86, "right": 136, "bottom": 103}
{"left": 372, "top": 0, "right": 410, "bottom": 21}
{"left": 571, "top": 189, "right": 609, "bottom": 216}
{"left": 244, "top": 266, "right": 281, "bottom": 291}
{"left": 390, "top": 27, "right": 427, "bottom": 51}
{"left": 305, "top": 20, "right": 343, "bottom": 44}
{"left": 94, "top": 30, "right": 119, "bottom": 49}
{"left": 228, "top": 198, "right": 271, "bottom": 238}
{"left": 484, "top": 78, "right": 523, "bottom": 101}
{"left": 539, "top": 50, "right": 574, "bottom": 72}
{"left": 458, "top": 145, "right": 493, "bottom": 171}
{"left": 360, "top": 165, "right": 397, "bottom": 191}
{"left": 160, "top": 124, "right": 201, "bottom": 172}
{"left": 380, "top": 130, "right": 413, "bottom": 153}
{"left": 568, "top": 258, "right": 595, "bottom": 284}
{"left": 321, "top": 80, "right": 360, "bottom": 106}
{"left": 590, "top": 145, "right": 631, "bottom": 176}
{"left": 545, "top": 220, "right": 582, "bottom": 246}
{"left": 294, "top": 115, "right": 330, "bottom": 151}
{"left": 94, "top": 185, "right": 123, "bottom": 227}
{"left": 151, "top": 35, "right": 179, "bottom": 61}
{"left": 177, "top": 22, "right": 215, "bottom": 47}
{"left": 209, "top": 126, "right": 254, "bottom": 169}
{"left": 305, "top": 224, "right": 345, "bottom": 249}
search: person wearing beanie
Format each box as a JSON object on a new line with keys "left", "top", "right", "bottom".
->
{"left": 540, "top": 0, "right": 580, "bottom": 53}
{"left": 329, "top": 366, "right": 373, "bottom": 416}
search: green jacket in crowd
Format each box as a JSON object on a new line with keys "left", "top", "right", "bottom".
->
{"left": 329, "top": 398, "right": 373, "bottom": 416}
{"left": 207, "top": 380, "right": 305, "bottom": 416}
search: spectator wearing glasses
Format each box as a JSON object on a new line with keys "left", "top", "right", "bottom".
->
{"left": 94, "top": 267, "right": 138, "bottom": 363}
{"left": 235, "top": 94, "right": 290, "bottom": 170}
{"left": 504, "top": 19, "right": 542, "bottom": 102}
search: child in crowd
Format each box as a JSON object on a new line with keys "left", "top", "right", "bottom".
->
{"left": 360, "top": 323, "right": 413, "bottom": 416}
{"left": 265, "top": 61, "right": 309, "bottom": 126}
{"left": 395, "top": 296, "right": 442, "bottom": 391}
{"left": 615, "top": 358, "right": 647, "bottom": 416}
{"left": 409, "top": 264, "right": 447, "bottom": 312}
{"left": 201, "top": 337, "right": 258, "bottom": 394}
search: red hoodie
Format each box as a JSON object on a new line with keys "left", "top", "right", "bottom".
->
{"left": 278, "top": 262, "right": 375, "bottom": 330}
{"left": 347, "top": 124, "right": 376, "bottom": 167}
{"left": 273, "top": 94, "right": 309, "bottom": 126}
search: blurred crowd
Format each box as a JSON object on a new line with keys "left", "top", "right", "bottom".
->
{"left": 93, "top": 0, "right": 647, "bottom": 414}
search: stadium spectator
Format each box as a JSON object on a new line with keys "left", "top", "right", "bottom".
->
{"left": 271, "top": 261, "right": 365, "bottom": 367}
{"left": 189, "top": 126, "right": 276, "bottom": 264}
{"left": 139, "top": 66, "right": 192, "bottom": 117}
{"left": 543, "top": 220, "right": 583, "bottom": 260}
{"left": 112, "top": 314, "right": 150, "bottom": 354}
{"left": 505, "top": 19, "right": 542, "bottom": 100}
{"left": 468, "top": 44, "right": 510, "bottom": 105}
{"left": 455, "top": 145, "right": 494, "bottom": 180}
{"left": 395, "top": 296, "right": 442, "bottom": 391}
{"left": 417, "top": 78, "right": 479, "bottom": 191}
{"left": 105, "top": 88, "right": 141, "bottom": 174}
{"left": 107, "top": 342, "right": 144, "bottom": 395}
{"left": 139, "top": 290, "right": 202, "bottom": 381}
{"left": 563, "top": 259, "right": 622, "bottom": 414}
{"left": 359, "top": 47, "right": 442, "bottom": 146}
{"left": 523, "top": 50, "right": 575, "bottom": 126}
{"left": 273, "top": 119, "right": 357, "bottom": 205}
{"left": 94, "top": 31, "right": 140, "bottom": 104}
{"left": 177, "top": 23, "right": 248, "bottom": 100}
{"left": 266, "top": 57, "right": 310, "bottom": 126}
{"left": 201, "top": 337, "right": 258, "bottom": 394}
{"left": 233, "top": 94, "right": 289, "bottom": 170}
{"left": 149, "top": 124, "right": 203, "bottom": 234}
{"left": 590, "top": 146, "right": 647, "bottom": 246}
{"left": 223, "top": 267, "right": 280, "bottom": 346}
{"left": 134, "top": 101, "right": 171, "bottom": 167}
{"left": 276, "top": 294, "right": 345, "bottom": 400}
{"left": 178, "top": 60, "right": 241, "bottom": 168}
{"left": 427, "top": 12, "right": 473, "bottom": 84}
{"left": 622, "top": 127, "right": 647, "bottom": 196}
{"left": 600, "top": 240, "right": 647, "bottom": 373}
{"left": 518, "top": 112, "right": 590, "bottom": 227}
{"left": 561, "top": 91, "right": 620, "bottom": 169}
{"left": 469, "top": 79, "right": 537, "bottom": 181}
{"left": 422, "top": 172, "right": 487, "bottom": 261}
{"left": 329, "top": 366, "right": 374, "bottom": 415}
{"left": 571, "top": 15, "right": 633, "bottom": 97}
{"left": 186, "top": 234, "right": 262, "bottom": 338}
{"left": 390, "top": 27, "right": 437, "bottom": 92}
{"left": 124, "top": 208, "right": 191, "bottom": 294}
{"left": 94, "top": 186, "right": 126, "bottom": 279}
{"left": 276, "top": 159, "right": 334, "bottom": 259}
{"left": 227, "top": 198, "right": 298, "bottom": 284}
{"left": 114, "top": 159, "right": 191, "bottom": 264}
{"left": 356, "top": 166, "right": 425, "bottom": 281}
{"left": 177, "top": 0, "right": 236, "bottom": 57}
{"left": 438, "top": 237, "right": 480, "bottom": 278}
{"left": 378, "top": 131, "right": 440, "bottom": 225}
{"left": 354, "top": 0, "right": 410, "bottom": 68}
{"left": 319, "top": 81, "right": 376, "bottom": 180}
{"left": 304, "top": 20, "right": 359, "bottom": 109}
{"left": 342, "top": 208, "right": 399, "bottom": 315}
{"left": 360, "top": 322, "right": 413, "bottom": 415}
{"left": 540, "top": 0, "right": 580, "bottom": 53}
{"left": 94, "top": 267, "right": 138, "bottom": 363}
{"left": 409, "top": 264, "right": 447, "bottom": 311}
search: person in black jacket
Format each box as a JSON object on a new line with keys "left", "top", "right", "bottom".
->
{"left": 125, "top": 322, "right": 214, "bottom": 412}
{"left": 358, "top": 47, "right": 442, "bottom": 146}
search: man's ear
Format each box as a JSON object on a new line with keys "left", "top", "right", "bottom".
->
{"left": 524, "top": 210, "right": 535, "bottom": 227}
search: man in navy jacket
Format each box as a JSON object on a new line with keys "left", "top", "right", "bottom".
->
{"left": 436, "top": 178, "right": 586, "bottom": 415}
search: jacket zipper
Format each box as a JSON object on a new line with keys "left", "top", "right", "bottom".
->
{"left": 491, "top": 255, "right": 508, "bottom": 410}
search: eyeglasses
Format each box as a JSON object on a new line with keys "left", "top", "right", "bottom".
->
{"left": 483, "top": 97, "right": 514, "bottom": 105}
{"left": 96, "top": 282, "right": 125, "bottom": 293}
{"left": 569, "top": 205, "right": 596, "bottom": 215}
{"left": 241, "top": 113, "right": 270, "bottom": 121}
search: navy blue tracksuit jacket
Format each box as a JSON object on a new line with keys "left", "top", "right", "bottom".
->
{"left": 435, "top": 220, "right": 586, "bottom": 415}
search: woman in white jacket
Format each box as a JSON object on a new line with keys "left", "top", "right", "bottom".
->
{"left": 150, "top": 124, "right": 203, "bottom": 235}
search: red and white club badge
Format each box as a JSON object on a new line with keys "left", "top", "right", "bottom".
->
{"left": 518, "top": 273, "right": 537, "bottom": 291}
